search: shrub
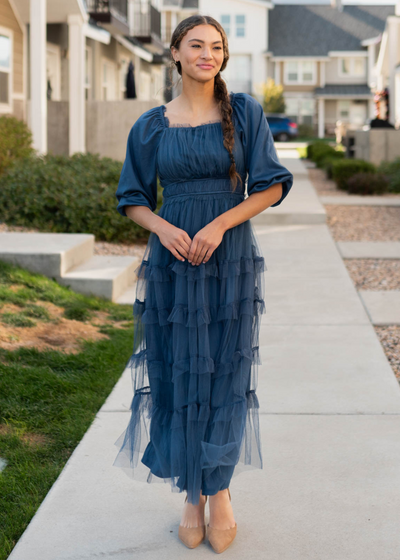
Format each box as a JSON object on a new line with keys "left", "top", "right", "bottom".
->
{"left": 331, "top": 159, "right": 377, "bottom": 191}
{"left": 0, "top": 115, "right": 34, "bottom": 176}
{"left": 347, "top": 172, "right": 389, "bottom": 195}
{"left": 377, "top": 158, "right": 400, "bottom": 193}
{"left": 320, "top": 152, "right": 346, "bottom": 179}
{"left": 306, "top": 140, "right": 328, "bottom": 160}
{"left": 0, "top": 152, "right": 162, "bottom": 242}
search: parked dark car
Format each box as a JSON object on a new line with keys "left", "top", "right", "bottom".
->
{"left": 265, "top": 114, "right": 298, "bottom": 142}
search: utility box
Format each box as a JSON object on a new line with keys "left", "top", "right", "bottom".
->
{"left": 342, "top": 129, "right": 400, "bottom": 166}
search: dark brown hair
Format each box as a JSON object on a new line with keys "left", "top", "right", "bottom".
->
{"left": 167, "top": 15, "right": 243, "bottom": 192}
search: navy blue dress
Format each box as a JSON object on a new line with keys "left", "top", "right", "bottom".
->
{"left": 113, "top": 92, "right": 294, "bottom": 505}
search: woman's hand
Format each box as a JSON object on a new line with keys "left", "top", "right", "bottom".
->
{"left": 155, "top": 220, "right": 192, "bottom": 262}
{"left": 188, "top": 221, "right": 226, "bottom": 265}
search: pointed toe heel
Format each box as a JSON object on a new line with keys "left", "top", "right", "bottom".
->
{"left": 178, "top": 494, "right": 208, "bottom": 549}
{"left": 207, "top": 488, "right": 237, "bottom": 554}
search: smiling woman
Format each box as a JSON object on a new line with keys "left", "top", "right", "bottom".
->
{"left": 112, "top": 13, "right": 294, "bottom": 553}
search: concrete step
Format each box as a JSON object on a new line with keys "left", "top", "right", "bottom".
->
{"left": 0, "top": 232, "right": 94, "bottom": 277}
{"left": 59, "top": 255, "right": 139, "bottom": 302}
{"left": 337, "top": 241, "right": 400, "bottom": 259}
{"left": 358, "top": 290, "right": 400, "bottom": 325}
{"left": 0, "top": 232, "right": 139, "bottom": 302}
{"left": 114, "top": 283, "right": 136, "bottom": 305}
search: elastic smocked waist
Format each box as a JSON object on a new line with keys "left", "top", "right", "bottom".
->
{"left": 162, "top": 176, "right": 245, "bottom": 200}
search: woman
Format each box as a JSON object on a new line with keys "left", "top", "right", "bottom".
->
{"left": 113, "top": 14, "right": 294, "bottom": 553}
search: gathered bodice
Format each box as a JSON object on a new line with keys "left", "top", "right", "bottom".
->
{"left": 156, "top": 103, "right": 247, "bottom": 193}
{"left": 115, "top": 91, "right": 294, "bottom": 217}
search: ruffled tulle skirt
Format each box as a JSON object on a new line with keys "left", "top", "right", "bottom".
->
{"left": 113, "top": 179, "right": 266, "bottom": 505}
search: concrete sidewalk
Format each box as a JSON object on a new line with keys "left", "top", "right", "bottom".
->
{"left": 8, "top": 155, "right": 400, "bottom": 560}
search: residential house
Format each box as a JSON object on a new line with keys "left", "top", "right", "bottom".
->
{"left": 0, "top": 0, "right": 166, "bottom": 159}
{"left": 267, "top": 1, "right": 394, "bottom": 137}
{"left": 199, "top": 0, "right": 273, "bottom": 96}
{"left": 375, "top": 0, "right": 400, "bottom": 127}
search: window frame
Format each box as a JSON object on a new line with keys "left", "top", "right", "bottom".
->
{"left": 0, "top": 26, "right": 13, "bottom": 114}
{"left": 283, "top": 59, "right": 316, "bottom": 85}
{"left": 220, "top": 15, "right": 230, "bottom": 37}
{"left": 235, "top": 14, "right": 245, "bottom": 38}
{"left": 338, "top": 56, "right": 366, "bottom": 78}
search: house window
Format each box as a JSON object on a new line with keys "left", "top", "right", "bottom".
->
{"left": 221, "top": 15, "right": 230, "bottom": 37}
{"left": 354, "top": 57, "right": 365, "bottom": 76}
{"left": 287, "top": 62, "right": 298, "bottom": 82}
{"left": 340, "top": 58, "right": 351, "bottom": 75}
{"left": 85, "top": 46, "right": 92, "bottom": 101}
{"left": 235, "top": 15, "right": 245, "bottom": 37}
{"left": 0, "top": 30, "right": 12, "bottom": 112}
{"left": 302, "top": 61, "right": 313, "bottom": 82}
{"left": 284, "top": 60, "right": 316, "bottom": 85}
{"left": 338, "top": 57, "right": 366, "bottom": 78}
{"left": 221, "top": 54, "right": 251, "bottom": 93}
{"left": 338, "top": 100, "right": 350, "bottom": 120}
{"left": 46, "top": 43, "right": 61, "bottom": 101}
{"left": 285, "top": 97, "right": 315, "bottom": 125}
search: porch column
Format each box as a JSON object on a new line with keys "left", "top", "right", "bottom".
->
{"left": 30, "top": 0, "right": 47, "bottom": 154}
{"left": 68, "top": 14, "right": 86, "bottom": 155}
{"left": 388, "top": 17, "right": 400, "bottom": 125}
{"left": 318, "top": 97, "right": 325, "bottom": 138}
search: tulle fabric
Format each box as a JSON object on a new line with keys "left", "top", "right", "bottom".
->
{"left": 113, "top": 181, "right": 266, "bottom": 506}
{"left": 113, "top": 93, "right": 293, "bottom": 505}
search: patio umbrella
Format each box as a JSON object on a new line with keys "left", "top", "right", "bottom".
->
{"left": 126, "top": 61, "right": 136, "bottom": 99}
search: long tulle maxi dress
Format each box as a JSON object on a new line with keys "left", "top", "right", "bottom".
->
{"left": 113, "top": 91, "right": 294, "bottom": 505}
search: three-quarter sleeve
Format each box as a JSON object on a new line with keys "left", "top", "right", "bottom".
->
{"left": 116, "top": 107, "right": 164, "bottom": 216}
{"left": 233, "top": 92, "right": 294, "bottom": 207}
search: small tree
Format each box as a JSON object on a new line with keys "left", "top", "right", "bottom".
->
{"left": 0, "top": 115, "right": 34, "bottom": 176}
{"left": 262, "top": 78, "right": 286, "bottom": 113}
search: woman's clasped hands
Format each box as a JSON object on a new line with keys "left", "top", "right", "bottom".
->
{"left": 156, "top": 220, "right": 226, "bottom": 266}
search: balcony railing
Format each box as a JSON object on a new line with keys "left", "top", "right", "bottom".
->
{"left": 132, "top": 2, "right": 161, "bottom": 39}
{"left": 86, "top": 0, "right": 128, "bottom": 22}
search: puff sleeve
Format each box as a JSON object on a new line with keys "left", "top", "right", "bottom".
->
{"left": 116, "top": 107, "right": 164, "bottom": 216}
{"left": 233, "top": 92, "right": 294, "bottom": 207}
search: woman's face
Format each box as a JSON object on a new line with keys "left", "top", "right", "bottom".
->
{"left": 172, "top": 24, "right": 224, "bottom": 83}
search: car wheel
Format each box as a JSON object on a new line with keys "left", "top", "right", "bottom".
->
{"left": 277, "top": 132, "right": 290, "bottom": 142}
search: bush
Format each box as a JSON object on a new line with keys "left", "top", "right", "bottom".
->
{"left": 0, "top": 115, "right": 34, "bottom": 176}
{"left": 320, "top": 152, "right": 346, "bottom": 179}
{"left": 306, "top": 140, "right": 328, "bottom": 160}
{"left": 0, "top": 153, "right": 162, "bottom": 242}
{"left": 331, "top": 159, "right": 377, "bottom": 191}
{"left": 377, "top": 158, "right": 400, "bottom": 193}
{"left": 347, "top": 172, "right": 389, "bottom": 195}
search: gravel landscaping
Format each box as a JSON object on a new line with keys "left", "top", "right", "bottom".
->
{"left": 307, "top": 163, "right": 400, "bottom": 381}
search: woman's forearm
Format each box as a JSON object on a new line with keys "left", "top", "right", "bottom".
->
{"left": 125, "top": 205, "right": 169, "bottom": 235}
{"left": 213, "top": 183, "right": 283, "bottom": 233}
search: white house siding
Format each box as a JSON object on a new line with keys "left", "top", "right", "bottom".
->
{"left": 199, "top": 0, "right": 268, "bottom": 99}
{"left": 324, "top": 53, "right": 369, "bottom": 85}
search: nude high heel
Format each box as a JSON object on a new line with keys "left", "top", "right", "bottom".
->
{"left": 178, "top": 493, "right": 208, "bottom": 549}
{"left": 207, "top": 488, "right": 237, "bottom": 554}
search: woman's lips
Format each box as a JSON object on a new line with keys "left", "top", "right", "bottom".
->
{"left": 198, "top": 65, "right": 214, "bottom": 69}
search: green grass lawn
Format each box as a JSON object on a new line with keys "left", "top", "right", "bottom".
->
{"left": 0, "top": 260, "right": 134, "bottom": 560}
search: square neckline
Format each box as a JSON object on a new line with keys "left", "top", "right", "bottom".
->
{"left": 161, "top": 92, "right": 236, "bottom": 129}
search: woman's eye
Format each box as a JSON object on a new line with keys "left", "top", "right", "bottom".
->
{"left": 192, "top": 45, "right": 221, "bottom": 49}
